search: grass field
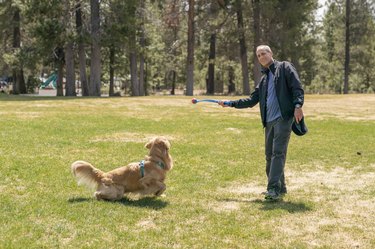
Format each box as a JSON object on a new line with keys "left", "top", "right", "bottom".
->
{"left": 0, "top": 94, "right": 374, "bottom": 248}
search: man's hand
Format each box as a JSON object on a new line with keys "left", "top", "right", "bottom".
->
{"left": 218, "top": 100, "right": 230, "bottom": 107}
{"left": 294, "top": 107, "right": 304, "bottom": 123}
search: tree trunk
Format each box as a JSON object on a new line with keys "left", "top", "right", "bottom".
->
{"left": 344, "top": 0, "right": 350, "bottom": 94}
{"left": 215, "top": 72, "right": 223, "bottom": 94}
{"left": 90, "top": 0, "right": 101, "bottom": 96}
{"left": 206, "top": 33, "right": 216, "bottom": 95}
{"left": 236, "top": 0, "right": 250, "bottom": 95}
{"left": 53, "top": 47, "right": 64, "bottom": 96}
{"left": 12, "top": 69, "right": 26, "bottom": 95}
{"left": 228, "top": 65, "right": 236, "bottom": 94}
{"left": 56, "top": 62, "right": 64, "bottom": 96}
{"left": 12, "top": 7, "right": 26, "bottom": 94}
{"left": 139, "top": 0, "right": 146, "bottom": 96}
{"left": 65, "top": 42, "right": 76, "bottom": 96}
{"left": 171, "top": 70, "right": 176, "bottom": 95}
{"left": 130, "top": 52, "right": 139, "bottom": 96}
{"left": 139, "top": 38, "right": 145, "bottom": 96}
{"left": 186, "top": 0, "right": 195, "bottom": 96}
{"left": 170, "top": 24, "right": 178, "bottom": 96}
{"left": 145, "top": 61, "right": 148, "bottom": 95}
{"left": 252, "top": 0, "right": 262, "bottom": 88}
{"left": 166, "top": 0, "right": 179, "bottom": 96}
{"left": 109, "top": 46, "right": 115, "bottom": 96}
{"left": 139, "top": 53, "right": 145, "bottom": 96}
{"left": 76, "top": 2, "right": 89, "bottom": 96}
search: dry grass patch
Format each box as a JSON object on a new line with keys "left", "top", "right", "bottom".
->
{"left": 136, "top": 218, "right": 158, "bottom": 230}
{"left": 209, "top": 200, "right": 241, "bottom": 213}
{"left": 0, "top": 111, "right": 42, "bottom": 119}
{"left": 305, "top": 94, "right": 375, "bottom": 121}
{"left": 90, "top": 132, "right": 176, "bottom": 143}
{"left": 224, "top": 127, "right": 242, "bottom": 134}
{"left": 218, "top": 166, "right": 375, "bottom": 247}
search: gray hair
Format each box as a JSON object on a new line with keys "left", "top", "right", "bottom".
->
{"left": 256, "top": 45, "right": 272, "bottom": 53}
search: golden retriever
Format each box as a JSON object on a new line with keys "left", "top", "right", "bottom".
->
{"left": 71, "top": 136, "right": 173, "bottom": 201}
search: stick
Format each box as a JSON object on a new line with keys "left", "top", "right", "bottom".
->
{"left": 191, "top": 98, "right": 231, "bottom": 106}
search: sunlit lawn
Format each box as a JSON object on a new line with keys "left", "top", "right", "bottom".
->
{"left": 0, "top": 94, "right": 374, "bottom": 248}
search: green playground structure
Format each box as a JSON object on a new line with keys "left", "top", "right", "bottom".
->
{"left": 40, "top": 73, "right": 57, "bottom": 89}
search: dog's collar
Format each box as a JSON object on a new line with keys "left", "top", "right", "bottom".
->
{"left": 139, "top": 160, "right": 145, "bottom": 177}
{"left": 139, "top": 160, "right": 165, "bottom": 178}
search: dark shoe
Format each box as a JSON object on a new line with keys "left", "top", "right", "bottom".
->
{"left": 264, "top": 189, "right": 281, "bottom": 201}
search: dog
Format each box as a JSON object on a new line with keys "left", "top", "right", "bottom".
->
{"left": 71, "top": 136, "right": 173, "bottom": 201}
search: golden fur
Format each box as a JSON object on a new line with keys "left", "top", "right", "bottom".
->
{"left": 71, "top": 136, "right": 173, "bottom": 201}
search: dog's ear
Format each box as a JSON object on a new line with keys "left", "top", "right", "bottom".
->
{"left": 163, "top": 139, "right": 171, "bottom": 151}
{"left": 160, "top": 138, "right": 170, "bottom": 155}
{"left": 145, "top": 138, "right": 155, "bottom": 149}
{"left": 145, "top": 141, "right": 152, "bottom": 149}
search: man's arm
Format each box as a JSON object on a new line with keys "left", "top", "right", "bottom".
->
{"left": 284, "top": 62, "right": 304, "bottom": 107}
{"left": 284, "top": 62, "right": 304, "bottom": 123}
{"left": 219, "top": 87, "right": 260, "bottom": 108}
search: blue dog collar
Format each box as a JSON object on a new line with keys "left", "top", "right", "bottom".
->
{"left": 139, "top": 160, "right": 145, "bottom": 177}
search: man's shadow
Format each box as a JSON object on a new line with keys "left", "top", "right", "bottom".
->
{"left": 217, "top": 197, "right": 312, "bottom": 213}
{"left": 252, "top": 198, "right": 312, "bottom": 213}
{"left": 68, "top": 196, "right": 168, "bottom": 210}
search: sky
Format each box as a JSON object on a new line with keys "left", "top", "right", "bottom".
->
{"left": 316, "top": 0, "right": 328, "bottom": 21}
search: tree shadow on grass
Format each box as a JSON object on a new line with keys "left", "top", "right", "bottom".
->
{"left": 0, "top": 95, "right": 84, "bottom": 102}
{"left": 217, "top": 197, "right": 312, "bottom": 213}
{"left": 68, "top": 196, "right": 168, "bottom": 210}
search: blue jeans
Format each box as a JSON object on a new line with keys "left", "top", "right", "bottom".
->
{"left": 265, "top": 117, "right": 293, "bottom": 193}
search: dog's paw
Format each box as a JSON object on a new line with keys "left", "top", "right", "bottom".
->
{"left": 95, "top": 192, "right": 105, "bottom": 200}
{"left": 102, "top": 177, "right": 113, "bottom": 186}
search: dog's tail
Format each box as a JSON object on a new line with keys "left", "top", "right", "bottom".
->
{"left": 71, "top": 160, "right": 104, "bottom": 190}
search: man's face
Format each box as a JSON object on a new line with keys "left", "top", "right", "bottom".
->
{"left": 256, "top": 49, "right": 273, "bottom": 67}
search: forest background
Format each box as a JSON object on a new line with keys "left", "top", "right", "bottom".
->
{"left": 0, "top": 0, "right": 374, "bottom": 96}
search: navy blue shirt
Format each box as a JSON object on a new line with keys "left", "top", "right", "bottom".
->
{"left": 266, "top": 70, "right": 282, "bottom": 122}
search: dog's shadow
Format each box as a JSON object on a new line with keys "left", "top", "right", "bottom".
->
{"left": 68, "top": 196, "right": 168, "bottom": 210}
{"left": 218, "top": 197, "right": 312, "bottom": 213}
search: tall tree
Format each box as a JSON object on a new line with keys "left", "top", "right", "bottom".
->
{"left": 205, "top": 1, "right": 221, "bottom": 95}
{"left": 163, "top": 0, "right": 181, "bottom": 95}
{"left": 25, "top": 1, "right": 66, "bottom": 96}
{"left": 206, "top": 33, "right": 216, "bottom": 94}
{"left": 127, "top": 1, "right": 140, "bottom": 96}
{"left": 235, "top": 0, "right": 250, "bottom": 95}
{"left": 349, "top": 0, "right": 375, "bottom": 92}
{"left": 64, "top": 42, "right": 76, "bottom": 96}
{"left": 252, "top": 0, "right": 261, "bottom": 88}
{"left": 108, "top": 45, "right": 115, "bottom": 96}
{"left": 186, "top": 0, "right": 195, "bottom": 96}
{"left": 90, "top": 0, "right": 101, "bottom": 96}
{"left": 102, "top": 0, "right": 135, "bottom": 96}
{"left": 138, "top": 0, "right": 146, "bottom": 96}
{"left": 64, "top": 1, "right": 76, "bottom": 96}
{"left": 343, "top": 0, "right": 350, "bottom": 94}
{"left": 129, "top": 46, "right": 139, "bottom": 96}
{"left": 12, "top": 6, "right": 26, "bottom": 94}
{"left": 55, "top": 47, "right": 64, "bottom": 96}
{"left": 75, "top": 2, "right": 89, "bottom": 96}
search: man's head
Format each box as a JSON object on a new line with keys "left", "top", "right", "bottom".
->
{"left": 256, "top": 45, "right": 273, "bottom": 68}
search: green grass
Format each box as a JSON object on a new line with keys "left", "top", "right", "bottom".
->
{"left": 0, "top": 94, "right": 374, "bottom": 248}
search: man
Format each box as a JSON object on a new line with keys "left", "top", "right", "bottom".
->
{"left": 219, "top": 45, "right": 304, "bottom": 201}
